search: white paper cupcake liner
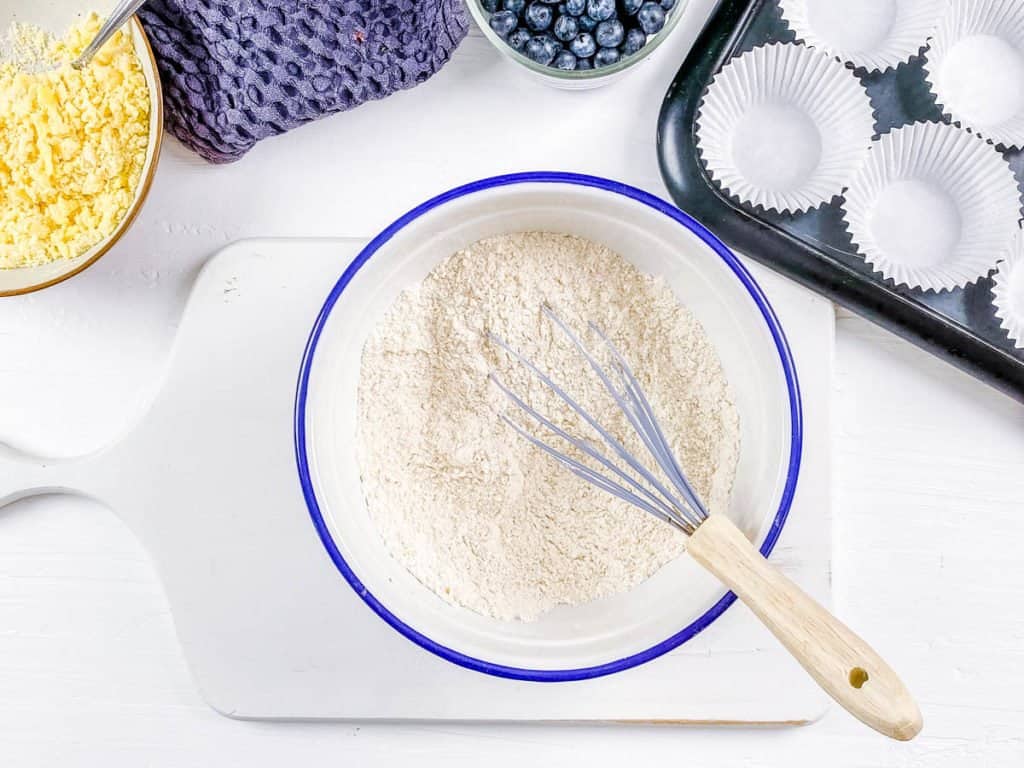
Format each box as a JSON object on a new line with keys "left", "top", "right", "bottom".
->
{"left": 923, "top": 0, "right": 1024, "bottom": 148}
{"left": 779, "top": 0, "right": 944, "bottom": 72}
{"left": 696, "top": 43, "right": 875, "bottom": 214}
{"left": 842, "top": 121, "right": 1021, "bottom": 292}
{"left": 993, "top": 227, "right": 1024, "bottom": 349}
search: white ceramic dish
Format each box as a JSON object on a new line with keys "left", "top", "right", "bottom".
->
{"left": 0, "top": 0, "right": 162, "bottom": 297}
{"left": 295, "top": 173, "right": 802, "bottom": 679}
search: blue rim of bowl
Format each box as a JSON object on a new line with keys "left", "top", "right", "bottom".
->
{"left": 294, "top": 171, "right": 803, "bottom": 683}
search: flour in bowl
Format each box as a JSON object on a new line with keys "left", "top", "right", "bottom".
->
{"left": 356, "top": 232, "right": 740, "bottom": 621}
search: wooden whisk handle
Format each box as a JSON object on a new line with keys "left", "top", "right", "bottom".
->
{"left": 687, "top": 514, "right": 922, "bottom": 741}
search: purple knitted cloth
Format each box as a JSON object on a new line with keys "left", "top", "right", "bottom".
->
{"left": 138, "top": 0, "right": 468, "bottom": 162}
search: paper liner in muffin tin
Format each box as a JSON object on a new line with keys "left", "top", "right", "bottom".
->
{"left": 696, "top": 43, "right": 875, "bottom": 214}
{"left": 779, "top": 0, "right": 944, "bottom": 72}
{"left": 923, "top": 0, "right": 1024, "bottom": 148}
{"left": 842, "top": 121, "right": 1021, "bottom": 292}
{"left": 993, "top": 228, "right": 1024, "bottom": 349}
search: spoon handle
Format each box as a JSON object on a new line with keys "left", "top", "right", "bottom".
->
{"left": 72, "top": 0, "right": 148, "bottom": 69}
{"left": 687, "top": 514, "right": 923, "bottom": 741}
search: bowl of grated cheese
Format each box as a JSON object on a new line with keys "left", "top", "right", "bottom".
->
{"left": 0, "top": 2, "right": 162, "bottom": 296}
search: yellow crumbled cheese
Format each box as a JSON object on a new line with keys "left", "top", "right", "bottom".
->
{"left": 0, "top": 14, "right": 150, "bottom": 269}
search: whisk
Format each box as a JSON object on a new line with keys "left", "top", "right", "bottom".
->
{"left": 489, "top": 304, "right": 922, "bottom": 742}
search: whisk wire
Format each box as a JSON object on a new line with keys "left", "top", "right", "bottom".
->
{"left": 487, "top": 331, "right": 693, "bottom": 526}
{"left": 499, "top": 414, "right": 690, "bottom": 533}
{"left": 489, "top": 373, "right": 686, "bottom": 527}
{"left": 590, "top": 324, "right": 708, "bottom": 519}
{"left": 535, "top": 307, "right": 700, "bottom": 526}
{"left": 490, "top": 305, "right": 709, "bottom": 534}
{"left": 540, "top": 304, "right": 705, "bottom": 529}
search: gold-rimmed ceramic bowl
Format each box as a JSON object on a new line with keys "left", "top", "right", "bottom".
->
{"left": 0, "top": 2, "right": 163, "bottom": 297}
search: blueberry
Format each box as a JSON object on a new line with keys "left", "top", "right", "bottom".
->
{"left": 621, "top": 0, "right": 642, "bottom": 13}
{"left": 508, "top": 27, "right": 532, "bottom": 51}
{"left": 637, "top": 2, "right": 665, "bottom": 33}
{"left": 576, "top": 56, "right": 593, "bottom": 69}
{"left": 660, "top": 0, "right": 675, "bottom": 9}
{"left": 525, "top": 34, "right": 560, "bottom": 64}
{"left": 594, "top": 46, "right": 620, "bottom": 67}
{"left": 595, "top": 19, "right": 624, "bottom": 47}
{"left": 525, "top": 2, "right": 553, "bottom": 30}
{"left": 569, "top": 31, "right": 596, "bottom": 57}
{"left": 553, "top": 49, "right": 578, "bottom": 69}
{"left": 586, "top": 0, "right": 616, "bottom": 21}
{"left": 553, "top": 14, "right": 579, "bottom": 41}
{"left": 577, "top": 13, "right": 598, "bottom": 30}
{"left": 622, "top": 27, "right": 646, "bottom": 55}
{"left": 489, "top": 10, "right": 519, "bottom": 37}
{"left": 539, "top": 0, "right": 562, "bottom": 4}
{"left": 481, "top": 0, "right": 501, "bottom": 12}
{"left": 503, "top": 0, "right": 526, "bottom": 12}
{"left": 565, "top": 0, "right": 586, "bottom": 14}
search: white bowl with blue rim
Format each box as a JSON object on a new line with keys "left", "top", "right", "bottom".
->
{"left": 295, "top": 172, "right": 801, "bottom": 681}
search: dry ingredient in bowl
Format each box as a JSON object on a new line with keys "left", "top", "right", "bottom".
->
{"left": 357, "top": 233, "right": 740, "bottom": 622}
{"left": 0, "top": 14, "right": 149, "bottom": 269}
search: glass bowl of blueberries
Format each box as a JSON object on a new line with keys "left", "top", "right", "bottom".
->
{"left": 469, "top": 0, "right": 684, "bottom": 86}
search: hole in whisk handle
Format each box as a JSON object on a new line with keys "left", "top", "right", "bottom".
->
{"left": 849, "top": 666, "right": 870, "bottom": 689}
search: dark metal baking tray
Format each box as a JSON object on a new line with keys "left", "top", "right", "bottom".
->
{"left": 657, "top": 0, "right": 1024, "bottom": 403}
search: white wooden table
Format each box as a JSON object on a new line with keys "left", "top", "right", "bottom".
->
{"left": 2, "top": 1, "right": 1023, "bottom": 763}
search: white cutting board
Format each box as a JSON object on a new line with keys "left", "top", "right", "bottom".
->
{"left": 0, "top": 238, "right": 834, "bottom": 723}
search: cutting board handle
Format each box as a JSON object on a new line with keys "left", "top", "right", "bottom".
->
{"left": 0, "top": 442, "right": 111, "bottom": 508}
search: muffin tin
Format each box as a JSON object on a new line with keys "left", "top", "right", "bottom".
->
{"left": 658, "top": 0, "right": 1024, "bottom": 402}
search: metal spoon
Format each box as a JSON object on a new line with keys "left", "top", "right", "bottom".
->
{"left": 69, "top": 0, "right": 148, "bottom": 70}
